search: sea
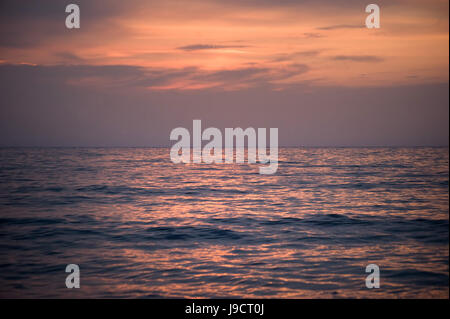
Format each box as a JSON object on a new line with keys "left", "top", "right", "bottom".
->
{"left": 0, "top": 147, "right": 448, "bottom": 298}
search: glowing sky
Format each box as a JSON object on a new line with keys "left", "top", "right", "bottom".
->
{"left": 0, "top": 0, "right": 448, "bottom": 146}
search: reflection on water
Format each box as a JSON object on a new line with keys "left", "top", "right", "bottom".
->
{"left": 0, "top": 147, "right": 448, "bottom": 298}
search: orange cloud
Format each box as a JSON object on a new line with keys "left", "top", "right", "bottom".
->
{"left": 0, "top": 0, "right": 447, "bottom": 90}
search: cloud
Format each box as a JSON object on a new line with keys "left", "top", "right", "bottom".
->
{"left": 205, "top": 0, "right": 380, "bottom": 10}
{"left": 0, "top": 62, "right": 310, "bottom": 92}
{"left": 0, "top": 63, "right": 184, "bottom": 90}
{"left": 0, "top": 0, "right": 134, "bottom": 49}
{"left": 331, "top": 55, "right": 384, "bottom": 62}
{"left": 302, "top": 32, "right": 324, "bottom": 38}
{"left": 296, "top": 50, "right": 321, "bottom": 57}
{"left": 54, "top": 52, "right": 86, "bottom": 63}
{"left": 1, "top": 61, "right": 447, "bottom": 147}
{"left": 177, "top": 64, "right": 309, "bottom": 90}
{"left": 317, "top": 24, "right": 364, "bottom": 30}
{"left": 177, "top": 44, "right": 249, "bottom": 51}
{"left": 195, "top": 67, "right": 268, "bottom": 82}
{"left": 270, "top": 50, "right": 321, "bottom": 62}
{"left": 0, "top": 0, "right": 446, "bottom": 88}
{"left": 0, "top": 62, "right": 448, "bottom": 147}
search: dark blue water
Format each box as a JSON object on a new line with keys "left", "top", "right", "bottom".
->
{"left": 0, "top": 147, "right": 448, "bottom": 298}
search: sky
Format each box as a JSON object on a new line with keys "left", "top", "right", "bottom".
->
{"left": 0, "top": 0, "right": 448, "bottom": 146}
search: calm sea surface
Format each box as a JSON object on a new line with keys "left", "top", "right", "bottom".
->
{"left": 0, "top": 147, "right": 448, "bottom": 298}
